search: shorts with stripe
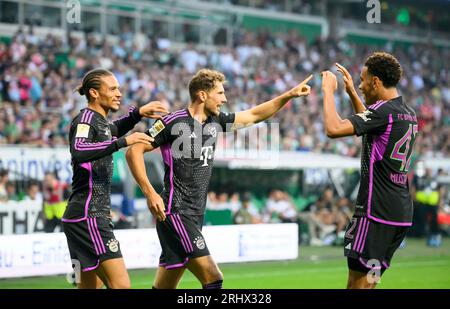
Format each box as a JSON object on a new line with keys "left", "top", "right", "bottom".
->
{"left": 344, "top": 216, "right": 409, "bottom": 274}
{"left": 156, "top": 213, "right": 210, "bottom": 269}
{"left": 62, "top": 217, "right": 122, "bottom": 272}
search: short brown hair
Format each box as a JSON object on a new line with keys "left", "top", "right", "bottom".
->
{"left": 188, "top": 69, "right": 226, "bottom": 101}
{"left": 364, "top": 52, "right": 402, "bottom": 88}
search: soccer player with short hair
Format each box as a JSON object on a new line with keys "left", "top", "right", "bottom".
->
{"left": 126, "top": 69, "right": 312, "bottom": 289}
{"left": 321, "top": 53, "right": 418, "bottom": 288}
{"left": 62, "top": 68, "right": 168, "bottom": 289}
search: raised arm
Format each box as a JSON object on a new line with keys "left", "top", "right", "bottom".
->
{"left": 112, "top": 102, "right": 169, "bottom": 137}
{"left": 125, "top": 143, "right": 166, "bottom": 221}
{"left": 321, "top": 71, "right": 355, "bottom": 138}
{"left": 233, "top": 75, "right": 312, "bottom": 129}
{"left": 335, "top": 63, "right": 366, "bottom": 114}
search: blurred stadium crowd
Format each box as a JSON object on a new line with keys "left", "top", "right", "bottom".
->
{"left": 0, "top": 12, "right": 449, "bottom": 245}
{"left": 0, "top": 27, "right": 449, "bottom": 158}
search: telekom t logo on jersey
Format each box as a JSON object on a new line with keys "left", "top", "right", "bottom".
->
{"left": 200, "top": 146, "right": 213, "bottom": 166}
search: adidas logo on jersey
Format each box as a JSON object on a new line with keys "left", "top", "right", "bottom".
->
{"left": 189, "top": 132, "right": 197, "bottom": 138}
{"left": 345, "top": 243, "right": 352, "bottom": 250}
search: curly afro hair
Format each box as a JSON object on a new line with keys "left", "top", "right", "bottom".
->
{"left": 364, "top": 52, "right": 402, "bottom": 88}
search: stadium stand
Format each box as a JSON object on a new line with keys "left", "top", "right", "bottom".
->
{"left": 0, "top": 0, "right": 449, "bottom": 247}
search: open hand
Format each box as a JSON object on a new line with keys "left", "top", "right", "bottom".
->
{"left": 139, "top": 101, "right": 169, "bottom": 119}
{"left": 125, "top": 132, "right": 153, "bottom": 146}
{"left": 336, "top": 63, "right": 356, "bottom": 93}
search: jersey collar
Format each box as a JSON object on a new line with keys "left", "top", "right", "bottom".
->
{"left": 186, "top": 108, "right": 212, "bottom": 125}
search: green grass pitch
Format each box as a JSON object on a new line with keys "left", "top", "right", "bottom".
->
{"left": 1, "top": 238, "right": 449, "bottom": 289}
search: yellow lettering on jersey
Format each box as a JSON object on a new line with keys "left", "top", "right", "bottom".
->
{"left": 75, "top": 124, "right": 90, "bottom": 138}
{"left": 149, "top": 120, "right": 165, "bottom": 137}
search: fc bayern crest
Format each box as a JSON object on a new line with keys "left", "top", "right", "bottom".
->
{"left": 207, "top": 126, "right": 217, "bottom": 137}
{"left": 107, "top": 239, "right": 119, "bottom": 252}
{"left": 194, "top": 236, "right": 206, "bottom": 250}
